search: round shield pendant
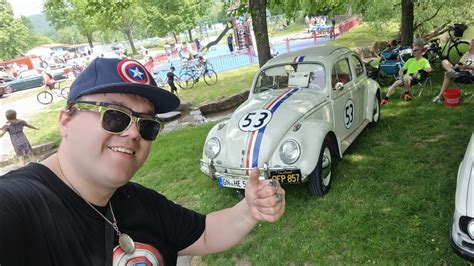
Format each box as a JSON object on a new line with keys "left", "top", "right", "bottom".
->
{"left": 119, "top": 233, "right": 136, "bottom": 254}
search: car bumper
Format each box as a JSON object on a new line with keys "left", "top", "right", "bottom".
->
{"left": 200, "top": 159, "right": 302, "bottom": 188}
{"left": 450, "top": 212, "right": 474, "bottom": 262}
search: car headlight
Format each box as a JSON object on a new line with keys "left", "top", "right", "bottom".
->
{"left": 205, "top": 137, "right": 221, "bottom": 159}
{"left": 468, "top": 219, "right": 474, "bottom": 239}
{"left": 279, "top": 139, "right": 300, "bottom": 165}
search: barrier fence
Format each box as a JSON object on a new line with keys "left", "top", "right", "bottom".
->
{"left": 149, "top": 16, "right": 361, "bottom": 79}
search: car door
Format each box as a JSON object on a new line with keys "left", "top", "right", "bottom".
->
{"left": 350, "top": 54, "right": 367, "bottom": 125}
{"left": 331, "top": 57, "right": 356, "bottom": 140}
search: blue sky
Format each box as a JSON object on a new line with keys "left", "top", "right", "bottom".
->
{"left": 8, "top": 0, "right": 44, "bottom": 17}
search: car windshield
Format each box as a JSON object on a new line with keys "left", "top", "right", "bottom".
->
{"left": 254, "top": 63, "right": 326, "bottom": 93}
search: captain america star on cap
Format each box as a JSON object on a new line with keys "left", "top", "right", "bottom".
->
{"left": 67, "top": 58, "right": 180, "bottom": 114}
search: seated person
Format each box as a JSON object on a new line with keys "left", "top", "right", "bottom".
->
{"left": 380, "top": 44, "right": 432, "bottom": 105}
{"left": 432, "top": 39, "right": 474, "bottom": 102}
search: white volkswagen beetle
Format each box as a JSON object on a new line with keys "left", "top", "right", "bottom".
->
{"left": 450, "top": 133, "right": 474, "bottom": 262}
{"left": 200, "top": 46, "right": 381, "bottom": 196}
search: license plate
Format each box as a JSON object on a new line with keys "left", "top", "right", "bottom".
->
{"left": 270, "top": 169, "right": 301, "bottom": 184}
{"left": 217, "top": 176, "right": 247, "bottom": 189}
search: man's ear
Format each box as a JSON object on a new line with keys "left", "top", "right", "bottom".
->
{"left": 59, "top": 109, "right": 73, "bottom": 137}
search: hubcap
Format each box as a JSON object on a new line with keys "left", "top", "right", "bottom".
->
{"left": 373, "top": 95, "right": 380, "bottom": 122}
{"left": 321, "top": 147, "right": 332, "bottom": 186}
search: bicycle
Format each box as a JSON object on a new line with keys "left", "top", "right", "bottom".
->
{"left": 37, "top": 80, "right": 70, "bottom": 105}
{"left": 424, "top": 23, "right": 469, "bottom": 65}
{"left": 178, "top": 62, "right": 218, "bottom": 90}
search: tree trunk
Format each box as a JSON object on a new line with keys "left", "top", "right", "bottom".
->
{"left": 124, "top": 28, "right": 136, "bottom": 54}
{"left": 249, "top": 0, "right": 271, "bottom": 67}
{"left": 400, "top": 0, "right": 414, "bottom": 46}
{"left": 188, "top": 29, "right": 193, "bottom": 42}
{"left": 86, "top": 33, "right": 94, "bottom": 48}
{"left": 172, "top": 32, "right": 178, "bottom": 44}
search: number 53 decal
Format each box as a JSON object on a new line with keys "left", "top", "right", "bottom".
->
{"left": 239, "top": 109, "right": 273, "bottom": 132}
{"left": 344, "top": 99, "right": 354, "bottom": 129}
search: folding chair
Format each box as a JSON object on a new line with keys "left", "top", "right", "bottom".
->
{"left": 412, "top": 70, "right": 433, "bottom": 97}
{"left": 453, "top": 73, "right": 474, "bottom": 99}
{"left": 398, "top": 70, "right": 432, "bottom": 99}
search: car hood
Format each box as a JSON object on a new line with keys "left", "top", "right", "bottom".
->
{"left": 222, "top": 88, "right": 327, "bottom": 169}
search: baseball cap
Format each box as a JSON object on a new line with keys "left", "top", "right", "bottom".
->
{"left": 67, "top": 58, "right": 180, "bottom": 114}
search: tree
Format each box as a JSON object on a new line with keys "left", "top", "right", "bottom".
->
{"left": 44, "top": 0, "right": 98, "bottom": 47}
{"left": 144, "top": 0, "right": 211, "bottom": 44}
{"left": 400, "top": 0, "right": 414, "bottom": 46}
{"left": 249, "top": 0, "right": 271, "bottom": 67}
{"left": 0, "top": 2, "right": 30, "bottom": 60}
{"left": 353, "top": 0, "right": 473, "bottom": 43}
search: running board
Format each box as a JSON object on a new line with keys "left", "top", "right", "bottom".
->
{"left": 340, "top": 120, "right": 369, "bottom": 153}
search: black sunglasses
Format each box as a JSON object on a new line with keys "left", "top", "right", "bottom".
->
{"left": 70, "top": 101, "right": 163, "bottom": 141}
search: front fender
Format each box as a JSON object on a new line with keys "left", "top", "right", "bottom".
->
{"left": 268, "top": 120, "right": 338, "bottom": 181}
{"left": 365, "top": 79, "right": 380, "bottom": 122}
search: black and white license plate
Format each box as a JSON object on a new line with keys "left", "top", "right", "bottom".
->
{"left": 270, "top": 169, "right": 301, "bottom": 184}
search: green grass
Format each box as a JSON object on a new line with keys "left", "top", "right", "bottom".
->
{"left": 269, "top": 22, "right": 307, "bottom": 37}
{"left": 171, "top": 65, "right": 258, "bottom": 106}
{"left": 328, "top": 22, "right": 399, "bottom": 49}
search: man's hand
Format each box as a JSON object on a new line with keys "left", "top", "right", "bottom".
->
{"left": 245, "top": 168, "right": 285, "bottom": 222}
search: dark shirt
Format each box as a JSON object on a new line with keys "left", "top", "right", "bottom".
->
{"left": 0, "top": 163, "right": 206, "bottom": 266}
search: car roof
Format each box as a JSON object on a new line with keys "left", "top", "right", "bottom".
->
{"left": 263, "top": 46, "right": 352, "bottom": 68}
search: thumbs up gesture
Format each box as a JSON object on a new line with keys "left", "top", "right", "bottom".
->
{"left": 245, "top": 168, "right": 285, "bottom": 222}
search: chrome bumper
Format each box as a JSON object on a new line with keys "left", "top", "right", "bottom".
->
{"left": 200, "top": 159, "right": 298, "bottom": 180}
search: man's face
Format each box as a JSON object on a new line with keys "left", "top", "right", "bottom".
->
{"left": 413, "top": 46, "right": 423, "bottom": 56}
{"left": 60, "top": 93, "right": 155, "bottom": 189}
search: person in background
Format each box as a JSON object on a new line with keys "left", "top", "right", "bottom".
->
{"left": 227, "top": 34, "right": 234, "bottom": 53}
{"left": 167, "top": 66, "right": 178, "bottom": 95}
{"left": 194, "top": 38, "right": 202, "bottom": 52}
{"left": 329, "top": 17, "right": 336, "bottom": 40}
{"left": 0, "top": 109, "right": 39, "bottom": 165}
{"left": 0, "top": 58, "right": 285, "bottom": 265}
{"left": 432, "top": 39, "right": 474, "bottom": 103}
{"left": 380, "top": 44, "right": 432, "bottom": 105}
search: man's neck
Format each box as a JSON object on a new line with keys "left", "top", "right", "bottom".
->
{"left": 42, "top": 152, "right": 114, "bottom": 206}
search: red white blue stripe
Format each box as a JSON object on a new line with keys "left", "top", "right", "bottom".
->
{"left": 245, "top": 88, "right": 299, "bottom": 173}
{"left": 293, "top": 56, "right": 305, "bottom": 63}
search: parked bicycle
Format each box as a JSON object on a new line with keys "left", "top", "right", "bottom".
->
{"left": 36, "top": 80, "right": 70, "bottom": 105}
{"left": 424, "top": 23, "right": 469, "bottom": 65}
{"left": 178, "top": 61, "right": 218, "bottom": 90}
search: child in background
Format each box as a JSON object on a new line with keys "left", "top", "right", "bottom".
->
{"left": 167, "top": 66, "right": 178, "bottom": 95}
{"left": 0, "top": 110, "right": 39, "bottom": 165}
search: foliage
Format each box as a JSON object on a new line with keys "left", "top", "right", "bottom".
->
{"left": 44, "top": 0, "right": 100, "bottom": 47}
{"left": 55, "top": 26, "right": 87, "bottom": 44}
{"left": 354, "top": 0, "right": 473, "bottom": 37}
{"left": 0, "top": 2, "right": 30, "bottom": 60}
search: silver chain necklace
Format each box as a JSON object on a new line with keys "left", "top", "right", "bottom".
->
{"left": 57, "top": 158, "right": 136, "bottom": 254}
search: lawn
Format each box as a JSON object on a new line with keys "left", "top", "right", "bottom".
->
{"left": 18, "top": 23, "right": 474, "bottom": 264}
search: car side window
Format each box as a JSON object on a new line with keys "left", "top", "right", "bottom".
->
{"left": 351, "top": 55, "right": 365, "bottom": 77}
{"left": 308, "top": 65, "right": 326, "bottom": 90}
{"left": 332, "top": 59, "right": 352, "bottom": 88}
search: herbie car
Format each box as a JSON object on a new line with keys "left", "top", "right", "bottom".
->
{"left": 450, "top": 133, "right": 474, "bottom": 262}
{"left": 200, "top": 46, "right": 381, "bottom": 196}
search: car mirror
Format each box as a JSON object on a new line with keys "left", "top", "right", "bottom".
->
{"left": 335, "top": 82, "right": 344, "bottom": 90}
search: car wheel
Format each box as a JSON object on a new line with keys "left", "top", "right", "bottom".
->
{"left": 369, "top": 92, "right": 380, "bottom": 128}
{"left": 308, "top": 136, "right": 333, "bottom": 197}
{"left": 5, "top": 85, "right": 12, "bottom": 94}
